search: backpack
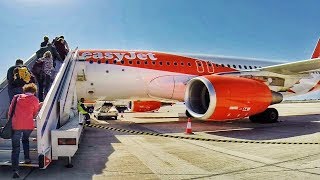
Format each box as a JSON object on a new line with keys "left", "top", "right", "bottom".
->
{"left": 12, "top": 66, "right": 31, "bottom": 86}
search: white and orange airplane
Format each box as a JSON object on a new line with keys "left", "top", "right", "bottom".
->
{"left": 75, "top": 39, "right": 320, "bottom": 123}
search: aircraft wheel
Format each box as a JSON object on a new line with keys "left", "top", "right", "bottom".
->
{"left": 185, "top": 110, "right": 192, "bottom": 117}
{"left": 249, "top": 108, "right": 278, "bottom": 123}
{"left": 264, "top": 108, "right": 279, "bottom": 123}
{"left": 114, "top": 116, "right": 118, "bottom": 120}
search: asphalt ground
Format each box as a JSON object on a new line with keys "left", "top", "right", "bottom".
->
{"left": 0, "top": 102, "right": 320, "bottom": 179}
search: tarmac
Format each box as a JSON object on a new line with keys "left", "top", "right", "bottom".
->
{"left": 0, "top": 102, "right": 320, "bottom": 179}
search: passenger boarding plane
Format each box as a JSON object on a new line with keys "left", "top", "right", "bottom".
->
{"left": 75, "top": 39, "right": 320, "bottom": 123}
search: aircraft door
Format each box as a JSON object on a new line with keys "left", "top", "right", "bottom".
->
{"left": 206, "top": 61, "right": 215, "bottom": 73}
{"left": 196, "top": 60, "right": 204, "bottom": 73}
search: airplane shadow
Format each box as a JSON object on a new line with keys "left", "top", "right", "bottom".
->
{"left": 126, "top": 114, "right": 320, "bottom": 141}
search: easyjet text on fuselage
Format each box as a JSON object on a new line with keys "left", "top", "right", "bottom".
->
{"left": 79, "top": 51, "right": 158, "bottom": 62}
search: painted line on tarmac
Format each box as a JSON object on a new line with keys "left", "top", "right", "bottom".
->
{"left": 85, "top": 124, "right": 320, "bottom": 145}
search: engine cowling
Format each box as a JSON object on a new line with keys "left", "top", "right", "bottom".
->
{"left": 128, "top": 100, "right": 162, "bottom": 112}
{"left": 184, "top": 75, "right": 281, "bottom": 121}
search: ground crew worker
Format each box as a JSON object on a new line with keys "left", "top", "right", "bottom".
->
{"left": 77, "top": 98, "right": 90, "bottom": 124}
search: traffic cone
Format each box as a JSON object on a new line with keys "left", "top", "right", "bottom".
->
{"left": 185, "top": 118, "right": 194, "bottom": 134}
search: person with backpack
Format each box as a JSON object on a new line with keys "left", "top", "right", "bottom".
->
{"left": 8, "top": 83, "right": 41, "bottom": 178}
{"left": 7, "top": 59, "right": 34, "bottom": 102}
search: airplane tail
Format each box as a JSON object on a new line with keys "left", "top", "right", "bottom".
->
{"left": 311, "top": 38, "right": 320, "bottom": 59}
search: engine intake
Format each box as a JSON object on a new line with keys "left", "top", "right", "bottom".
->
{"left": 184, "top": 75, "right": 282, "bottom": 121}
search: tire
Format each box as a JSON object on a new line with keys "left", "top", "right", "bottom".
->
{"left": 114, "top": 116, "right": 118, "bottom": 120}
{"left": 249, "top": 108, "right": 278, "bottom": 123}
{"left": 185, "top": 110, "right": 192, "bottom": 117}
{"left": 264, "top": 108, "right": 279, "bottom": 123}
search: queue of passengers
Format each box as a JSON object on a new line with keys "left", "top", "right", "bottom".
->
{"left": 34, "top": 35, "right": 69, "bottom": 101}
{"left": 3, "top": 35, "right": 69, "bottom": 178}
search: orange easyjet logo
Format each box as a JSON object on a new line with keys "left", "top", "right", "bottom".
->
{"left": 79, "top": 51, "right": 157, "bottom": 62}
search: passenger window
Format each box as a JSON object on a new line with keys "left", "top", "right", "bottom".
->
{"left": 121, "top": 60, "right": 125, "bottom": 64}
{"left": 254, "top": 66, "right": 257, "bottom": 68}
{"left": 159, "top": 61, "right": 163, "bottom": 66}
{"left": 181, "top": 62, "right": 184, "bottom": 66}
{"left": 244, "top": 65, "right": 247, "bottom": 69}
{"left": 197, "top": 62, "right": 202, "bottom": 67}
{"left": 113, "top": 60, "right": 117, "bottom": 64}
{"left": 166, "top": 62, "right": 170, "bottom": 66}
{"left": 215, "top": 64, "right": 219, "bottom": 67}
{"left": 97, "top": 60, "right": 101, "bottom": 64}
{"left": 137, "top": 61, "right": 140, "bottom": 65}
{"left": 233, "top": 65, "right": 236, "bottom": 68}
{"left": 238, "top": 65, "right": 242, "bottom": 69}
{"left": 188, "top": 62, "right": 191, "bottom": 67}
{"left": 152, "top": 61, "right": 156, "bottom": 65}
{"left": 105, "top": 60, "right": 109, "bottom": 64}
{"left": 249, "top": 66, "right": 252, "bottom": 69}
{"left": 174, "top": 62, "right": 178, "bottom": 66}
{"left": 208, "top": 63, "right": 212, "bottom": 67}
{"left": 221, "top": 64, "right": 225, "bottom": 67}
{"left": 129, "top": 61, "right": 133, "bottom": 65}
{"left": 259, "top": 66, "right": 262, "bottom": 68}
{"left": 227, "top": 64, "right": 230, "bottom": 68}
{"left": 144, "top": 61, "right": 148, "bottom": 65}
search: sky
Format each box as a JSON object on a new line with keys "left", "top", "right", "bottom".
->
{"left": 0, "top": 0, "right": 320, "bottom": 99}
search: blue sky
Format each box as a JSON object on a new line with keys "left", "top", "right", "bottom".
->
{"left": 0, "top": 0, "right": 320, "bottom": 99}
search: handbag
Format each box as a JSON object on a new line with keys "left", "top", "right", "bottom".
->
{"left": 0, "top": 95, "right": 19, "bottom": 139}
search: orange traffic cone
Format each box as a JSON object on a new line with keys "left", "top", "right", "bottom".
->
{"left": 185, "top": 118, "right": 194, "bottom": 134}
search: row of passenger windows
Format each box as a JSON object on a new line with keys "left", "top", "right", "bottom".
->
{"left": 89, "top": 60, "right": 262, "bottom": 69}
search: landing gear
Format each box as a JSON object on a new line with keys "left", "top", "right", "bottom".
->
{"left": 249, "top": 108, "right": 279, "bottom": 123}
{"left": 185, "top": 110, "right": 192, "bottom": 117}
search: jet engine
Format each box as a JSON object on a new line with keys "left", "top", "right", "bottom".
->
{"left": 184, "top": 75, "right": 282, "bottom": 121}
{"left": 128, "top": 100, "right": 162, "bottom": 112}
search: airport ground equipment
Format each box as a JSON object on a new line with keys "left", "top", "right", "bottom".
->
{"left": 0, "top": 49, "right": 83, "bottom": 169}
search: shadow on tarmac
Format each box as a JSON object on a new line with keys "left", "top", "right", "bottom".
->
{"left": 26, "top": 127, "right": 121, "bottom": 179}
{"left": 126, "top": 114, "right": 320, "bottom": 141}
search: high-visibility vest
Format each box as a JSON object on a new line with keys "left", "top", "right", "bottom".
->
{"left": 77, "top": 101, "right": 88, "bottom": 114}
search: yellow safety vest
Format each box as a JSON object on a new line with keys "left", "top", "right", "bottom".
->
{"left": 77, "top": 101, "right": 88, "bottom": 114}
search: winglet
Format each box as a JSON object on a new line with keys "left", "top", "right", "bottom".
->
{"left": 311, "top": 38, "right": 320, "bottom": 59}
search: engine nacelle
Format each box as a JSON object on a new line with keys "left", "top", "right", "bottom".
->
{"left": 128, "top": 100, "right": 162, "bottom": 112}
{"left": 184, "top": 75, "right": 282, "bottom": 121}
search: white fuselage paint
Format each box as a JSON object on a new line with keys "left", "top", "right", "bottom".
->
{"left": 75, "top": 53, "right": 320, "bottom": 101}
{"left": 76, "top": 62, "right": 195, "bottom": 101}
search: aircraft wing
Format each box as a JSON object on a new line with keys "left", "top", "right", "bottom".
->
{"left": 260, "top": 57, "right": 320, "bottom": 75}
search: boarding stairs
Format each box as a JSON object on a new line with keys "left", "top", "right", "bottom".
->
{"left": 0, "top": 48, "right": 80, "bottom": 169}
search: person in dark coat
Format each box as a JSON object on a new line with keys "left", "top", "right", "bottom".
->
{"left": 54, "top": 38, "right": 68, "bottom": 61}
{"left": 40, "top": 36, "right": 49, "bottom": 47}
{"left": 36, "top": 43, "right": 62, "bottom": 63}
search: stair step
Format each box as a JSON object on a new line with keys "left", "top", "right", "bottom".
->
{"left": 0, "top": 149, "right": 39, "bottom": 167}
